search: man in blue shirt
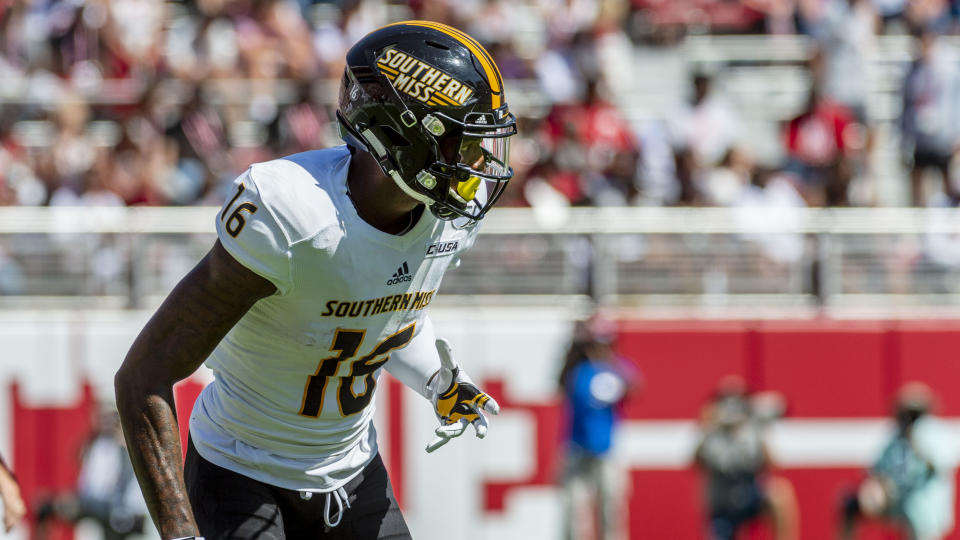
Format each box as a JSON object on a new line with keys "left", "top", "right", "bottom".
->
{"left": 558, "top": 316, "right": 640, "bottom": 540}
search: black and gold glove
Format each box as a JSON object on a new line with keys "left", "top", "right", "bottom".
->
{"left": 426, "top": 339, "right": 500, "bottom": 453}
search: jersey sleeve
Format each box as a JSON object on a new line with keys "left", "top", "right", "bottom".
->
{"left": 215, "top": 169, "right": 294, "bottom": 295}
{"left": 385, "top": 314, "right": 441, "bottom": 400}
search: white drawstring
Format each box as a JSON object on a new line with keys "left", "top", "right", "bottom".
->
{"left": 297, "top": 487, "right": 352, "bottom": 528}
{"left": 323, "top": 487, "right": 351, "bottom": 528}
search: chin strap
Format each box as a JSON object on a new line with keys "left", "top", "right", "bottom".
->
{"left": 389, "top": 169, "right": 436, "bottom": 206}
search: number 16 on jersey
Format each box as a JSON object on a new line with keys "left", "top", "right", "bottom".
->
{"left": 221, "top": 183, "right": 258, "bottom": 237}
{"left": 299, "top": 323, "right": 416, "bottom": 417}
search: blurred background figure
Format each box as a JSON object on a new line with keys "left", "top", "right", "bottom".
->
{"left": 694, "top": 376, "right": 798, "bottom": 540}
{"left": 668, "top": 69, "right": 745, "bottom": 205}
{"left": 782, "top": 82, "right": 862, "bottom": 207}
{"left": 557, "top": 313, "right": 641, "bottom": 540}
{"left": 900, "top": 24, "right": 960, "bottom": 207}
{"left": 838, "top": 382, "right": 956, "bottom": 540}
{"left": 36, "top": 406, "right": 146, "bottom": 540}
{"left": 0, "top": 452, "right": 26, "bottom": 533}
{"left": 536, "top": 76, "right": 639, "bottom": 208}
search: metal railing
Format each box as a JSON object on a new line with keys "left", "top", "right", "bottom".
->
{"left": 1, "top": 206, "right": 959, "bottom": 314}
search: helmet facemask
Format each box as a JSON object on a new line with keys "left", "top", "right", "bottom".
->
{"left": 419, "top": 110, "right": 516, "bottom": 225}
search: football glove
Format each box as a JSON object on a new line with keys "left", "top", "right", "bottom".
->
{"left": 425, "top": 338, "right": 500, "bottom": 453}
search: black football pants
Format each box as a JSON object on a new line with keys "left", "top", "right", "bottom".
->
{"left": 184, "top": 437, "right": 411, "bottom": 540}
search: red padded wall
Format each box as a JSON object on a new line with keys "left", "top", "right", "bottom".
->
{"left": 894, "top": 320, "right": 960, "bottom": 416}
{"left": 616, "top": 321, "right": 752, "bottom": 419}
{"left": 628, "top": 469, "right": 704, "bottom": 538}
{"left": 754, "top": 321, "right": 892, "bottom": 417}
{"left": 173, "top": 376, "right": 205, "bottom": 460}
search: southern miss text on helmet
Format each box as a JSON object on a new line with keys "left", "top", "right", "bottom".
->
{"left": 337, "top": 20, "right": 517, "bottom": 225}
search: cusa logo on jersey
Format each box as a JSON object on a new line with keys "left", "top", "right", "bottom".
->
{"left": 387, "top": 261, "right": 413, "bottom": 285}
{"left": 426, "top": 240, "right": 459, "bottom": 257}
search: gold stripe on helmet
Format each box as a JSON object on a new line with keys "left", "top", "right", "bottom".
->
{"left": 385, "top": 20, "right": 503, "bottom": 109}
{"left": 405, "top": 21, "right": 504, "bottom": 107}
{"left": 428, "top": 23, "right": 504, "bottom": 97}
{"left": 411, "top": 21, "right": 503, "bottom": 91}
{"left": 432, "top": 91, "right": 460, "bottom": 107}
{"left": 376, "top": 63, "right": 400, "bottom": 76}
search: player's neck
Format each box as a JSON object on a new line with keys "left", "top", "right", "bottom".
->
{"left": 347, "top": 150, "right": 423, "bottom": 235}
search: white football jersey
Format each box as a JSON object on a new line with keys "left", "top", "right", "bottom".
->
{"left": 190, "top": 146, "right": 477, "bottom": 492}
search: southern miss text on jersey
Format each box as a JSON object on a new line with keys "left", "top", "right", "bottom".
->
{"left": 190, "top": 146, "right": 477, "bottom": 493}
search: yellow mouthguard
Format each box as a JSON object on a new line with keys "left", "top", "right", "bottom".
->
{"left": 457, "top": 176, "right": 481, "bottom": 200}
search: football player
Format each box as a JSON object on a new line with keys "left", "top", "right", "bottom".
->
{"left": 114, "top": 21, "right": 514, "bottom": 540}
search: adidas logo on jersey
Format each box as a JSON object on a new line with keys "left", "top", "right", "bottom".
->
{"left": 387, "top": 262, "right": 413, "bottom": 285}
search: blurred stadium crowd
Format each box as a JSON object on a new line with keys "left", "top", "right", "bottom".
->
{"left": 2, "top": 0, "right": 960, "bottom": 211}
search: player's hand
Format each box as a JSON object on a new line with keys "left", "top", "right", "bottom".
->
{"left": 426, "top": 339, "right": 499, "bottom": 453}
{"left": 1, "top": 487, "right": 25, "bottom": 532}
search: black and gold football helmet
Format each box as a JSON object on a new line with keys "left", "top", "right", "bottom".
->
{"left": 337, "top": 21, "right": 517, "bottom": 225}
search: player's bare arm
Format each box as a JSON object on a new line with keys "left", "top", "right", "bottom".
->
{"left": 114, "top": 240, "right": 275, "bottom": 538}
{"left": 0, "top": 454, "right": 25, "bottom": 532}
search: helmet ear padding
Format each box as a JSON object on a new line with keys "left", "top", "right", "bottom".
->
{"left": 360, "top": 129, "right": 389, "bottom": 160}
{"left": 389, "top": 170, "right": 434, "bottom": 206}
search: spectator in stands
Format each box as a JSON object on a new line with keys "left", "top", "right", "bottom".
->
{"left": 273, "top": 82, "right": 334, "bottom": 157}
{"left": 805, "top": 1, "right": 879, "bottom": 205}
{"left": 240, "top": 0, "right": 318, "bottom": 81}
{"left": 782, "top": 84, "right": 861, "bottom": 206}
{"left": 164, "top": 86, "right": 230, "bottom": 196}
{"left": 669, "top": 70, "right": 743, "bottom": 181}
{"left": 635, "top": 117, "right": 682, "bottom": 205}
{"left": 694, "top": 377, "right": 798, "bottom": 540}
{"left": 733, "top": 166, "right": 808, "bottom": 268}
{"left": 665, "top": 69, "right": 747, "bottom": 205}
{"left": 702, "top": 147, "right": 755, "bottom": 206}
{"left": 558, "top": 313, "right": 640, "bottom": 540}
{"left": 47, "top": 94, "right": 97, "bottom": 203}
{"left": 540, "top": 76, "right": 638, "bottom": 206}
{"left": 900, "top": 24, "right": 960, "bottom": 206}
{"left": 0, "top": 452, "right": 26, "bottom": 532}
{"left": 902, "top": 0, "right": 955, "bottom": 33}
{"left": 805, "top": 0, "right": 879, "bottom": 125}
{"left": 871, "top": 0, "right": 909, "bottom": 31}
{"left": 589, "top": 145, "right": 641, "bottom": 206}
{"left": 743, "top": 0, "right": 799, "bottom": 35}
{"left": 838, "top": 382, "right": 956, "bottom": 540}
